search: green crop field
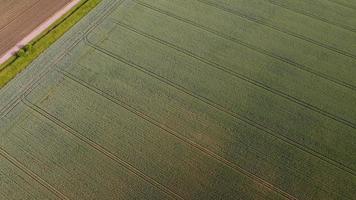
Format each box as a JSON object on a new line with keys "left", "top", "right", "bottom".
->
{"left": 0, "top": 0, "right": 356, "bottom": 199}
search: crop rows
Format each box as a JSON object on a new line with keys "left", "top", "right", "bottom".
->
{"left": 0, "top": 0, "right": 355, "bottom": 199}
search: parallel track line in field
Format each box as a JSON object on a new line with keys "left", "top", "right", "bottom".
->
{"left": 84, "top": 34, "right": 356, "bottom": 178}
{"left": 82, "top": 37, "right": 353, "bottom": 199}
{"left": 264, "top": 0, "right": 356, "bottom": 33}
{"left": 197, "top": 0, "right": 356, "bottom": 60}
{"left": 0, "top": 3, "right": 124, "bottom": 197}
{"left": 0, "top": 3, "right": 129, "bottom": 199}
{"left": 111, "top": 20, "right": 356, "bottom": 133}
{"left": 0, "top": 0, "right": 354, "bottom": 199}
{"left": 21, "top": 97, "right": 185, "bottom": 200}
{"left": 57, "top": 68, "right": 297, "bottom": 200}
{"left": 0, "top": 147, "right": 70, "bottom": 200}
{"left": 133, "top": 0, "right": 356, "bottom": 92}
{"left": 0, "top": 0, "right": 120, "bottom": 120}
{"left": 60, "top": 63, "right": 353, "bottom": 200}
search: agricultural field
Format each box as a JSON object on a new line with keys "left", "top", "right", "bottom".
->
{"left": 0, "top": 0, "right": 72, "bottom": 58}
{"left": 1, "top": 0, "right": 356, "bottom": 199}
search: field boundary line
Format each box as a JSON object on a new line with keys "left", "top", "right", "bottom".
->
{"left": 0, "top": 147, "right": 70, "bottom": 200}
{"left": 21, "top": 97, "right": 184, "bottom": 200}
{"left": 197, "top": 0, "right": 356, "bottom": 60}
{"left": 133, "top": 0, "right": 356, "bottom": 92}
{"left": 111, "top": 20, "right": 356, "bottom": 132}
{"left": 0, "top": 0, "right": 82, "bottom": 64}
{"left": 57, "top": 68, "right": 298, "bottom": 200}
{"left": 84, "top": 34, "right": 356, "bottom": 178}
{"left": 0, "top": 0, "right": 120, "bottom": 120}
{"left": 264, "top": 0, "right": 356, "bottom": 33}
{"left": 0, "top": 1, "right": 124, "bottom": 199}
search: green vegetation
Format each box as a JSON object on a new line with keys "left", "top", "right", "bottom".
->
{"left": 16, "top": 49, "right": 26, "bottom": 57}
{"left": 24, "top": 44, "right": 33, "bottom": 53}
{"left": 1, "top": 0, "right": 356, "bottom": 199}
{"left": 0, "top": 0, "right": 101, "bottom": 88}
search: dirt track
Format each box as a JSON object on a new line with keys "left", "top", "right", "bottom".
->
{"left": 0, "top": 0, "right": 72, "bottom": 58}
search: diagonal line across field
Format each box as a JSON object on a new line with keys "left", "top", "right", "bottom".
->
{"left": 21, "top": 97, "right": 184, "bottom": 200}
{"left": 84, "top": 30, "right": 356, "bottom": 178}
{"left": 110, "top": 19, "right": 356, "bottom": 132}
{"left": 0, "top": 147, "right": 70, "bottom": 200}
{"left": 134, "top": 0, "right": 356, "bottom": 92}
{"left": 58, "top": 65, "right": 353, "bottom": 200}
{"left": 0, "top": 0, "right": 355, "bottom": 199}
{"left": 57, "top": 67, "right": 298, "bottom": 200}
{"left": 0, "top": 0, "right": 121, "bottom": 119}
{"left": 197, "top": 0, "right": 356, "bottom": 60}
{"left": 78, "top": 35, "right": 356, "bottom": 198}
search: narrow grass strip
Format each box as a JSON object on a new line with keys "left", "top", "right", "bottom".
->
{"left": 0, "top": 0, "right": 102, "bottom": 88}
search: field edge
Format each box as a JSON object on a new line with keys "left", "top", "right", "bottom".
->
{"left": 0, "top": 0, "right": 102, "bottom": 88}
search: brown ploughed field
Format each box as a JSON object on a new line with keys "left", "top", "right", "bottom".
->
{"left": 0, "top": 0, "right": 72, "bottom": 56}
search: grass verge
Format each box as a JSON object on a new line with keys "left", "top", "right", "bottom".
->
{"left": 0, "top": 0, "right": 101, "bottom": 88}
